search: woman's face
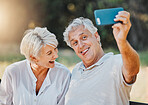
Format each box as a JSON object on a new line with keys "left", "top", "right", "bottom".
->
{"left": 34, "top": 44, "right": 58, "bottom": 69}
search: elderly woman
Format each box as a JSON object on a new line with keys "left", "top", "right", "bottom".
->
{"left": 0, "top": 27, "right": 71, "bottom": 105}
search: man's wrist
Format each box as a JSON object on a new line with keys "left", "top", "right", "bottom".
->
{"left": 116, "top": 39, "right": 129, "bottom": 54}
{"left": 116, "top": 39, "right": 127, "bottom": 46}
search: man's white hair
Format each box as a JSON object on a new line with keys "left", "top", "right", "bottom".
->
{"left": 20, "top": 27, "right": 58, "bottom": 62}
{"left": 63, "top": 17, "right": 98, "bottom": 47}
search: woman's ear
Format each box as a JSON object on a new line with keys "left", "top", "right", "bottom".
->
{"left": 30, "top": 55, "right": 38, "bottom": 62}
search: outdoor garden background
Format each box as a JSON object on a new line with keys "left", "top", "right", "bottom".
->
{"left": 0, "top": 0, "right": 148, "bottom": 103}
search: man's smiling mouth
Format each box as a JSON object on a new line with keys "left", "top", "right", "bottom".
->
{"left": 80, "top": 47, "right": 90, "bottom": 55}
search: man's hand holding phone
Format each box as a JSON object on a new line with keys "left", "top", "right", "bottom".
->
{"left": 94, "top": 7, "right": 131, "bottom": 43}
{"left": 112, "top": 11, "right": 131, "bottom": 44}
{"left": 94, "top": 7, "right": 124, "bottom": 25}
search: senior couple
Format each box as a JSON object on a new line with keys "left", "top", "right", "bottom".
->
{"left": 0, "top": 10, "right": 139, "bottom": 105}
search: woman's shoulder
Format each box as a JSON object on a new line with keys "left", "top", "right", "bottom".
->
{"left": 5, "top": 59, "right": 27, "bottom": 74}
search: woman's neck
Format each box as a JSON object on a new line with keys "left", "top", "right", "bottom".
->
{"left": 30, "top": 63, "right": 49, "bottom": 78}
{"left": 30, "top": 62, "right": 49, "bottom": 95}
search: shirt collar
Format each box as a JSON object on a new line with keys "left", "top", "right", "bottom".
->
{"left": 43, "top": 68, "right": 51, "bottom": 86}
{"left": 26, "top": 60, "right": 37, "bottom": 82}
{"left": 26, "top": 59, "right": 51, "bottom": 85}
{"left": 79, "top": 52, "right": 113, "bottom": 70}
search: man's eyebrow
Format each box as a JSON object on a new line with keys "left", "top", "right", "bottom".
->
{"left": 79, "top": 32, "right": 84, "bottom": 36}
{"left": 70, "top": 32, "right": 84, "bottom": 42}
{"left": 70, "top": 39, "right": 74, "bottom": 43}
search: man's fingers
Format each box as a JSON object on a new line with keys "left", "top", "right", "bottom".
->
{"left": 118, "top": 11, "right": 130, "bottom": 18}
{"left": 114, "top": 17, "right": 128, "bottom": 24}
{"left": 114, "top": 11, "right": 130, "bottom": 25}
{"left": 112, "top": 23, "right": 123, "bottom": 29}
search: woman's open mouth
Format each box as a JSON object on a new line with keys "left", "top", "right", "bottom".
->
{"left": 49, "top": 61, "right": 54, "bottom": 63}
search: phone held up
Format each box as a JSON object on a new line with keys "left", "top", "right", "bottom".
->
{"left": 94, "top": 7, "right": 124, "bottom": 26}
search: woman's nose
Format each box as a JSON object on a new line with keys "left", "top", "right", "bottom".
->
{"left": 54, "top": 52, "right": 58, "bottom": 59}
{"left": 53, "top": 49, "right": 58, "bottom": 59}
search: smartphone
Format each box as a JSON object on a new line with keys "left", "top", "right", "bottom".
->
{"left": 94, "top": 7, "right": 124, "bottom": 25}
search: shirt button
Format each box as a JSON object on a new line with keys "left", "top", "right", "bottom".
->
{"left": 34, "top": 99, "right": 37, "bottom": 102}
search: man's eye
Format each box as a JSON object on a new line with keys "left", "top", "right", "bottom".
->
{"left": 82, "top": 36, "right": 87, "bottom": 40}
{"left": 72, "top": 41, "right": 78, "bottom": 46}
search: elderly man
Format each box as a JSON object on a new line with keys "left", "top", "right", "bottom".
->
{"left": 63, "top": 11, "right": 140, "bottom": 105}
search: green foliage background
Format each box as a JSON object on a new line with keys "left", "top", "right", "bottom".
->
{"left": 0, "top": 0, "right": 147, "bottom": 50}
{"left": 27, "top": 0, "right": 148, "bottom": 50}
{"left": 0, "top": 1, "right": 148, "bottom": 102}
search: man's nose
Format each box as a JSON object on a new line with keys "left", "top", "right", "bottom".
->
{"left": 78, "top": 41, "right": 84, "bottom": 49}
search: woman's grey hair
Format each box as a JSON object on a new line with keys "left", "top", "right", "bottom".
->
{"left": 63, "top": 17, "right": 98, "bottom": 47}
{"left": 20, "top": 27, "right": 58, "bottom": 62}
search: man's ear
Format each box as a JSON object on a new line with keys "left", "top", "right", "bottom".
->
{"left": 30, "top": 55, "right": 38, "bottom": 62}
{"left": 94, "top": 32, "right": 100, "bottom": 42}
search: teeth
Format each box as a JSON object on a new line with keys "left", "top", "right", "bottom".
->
{"left": 81, "top": 48, "right": 89, "bottom": 54}
{"left": 84, "top": 49, "right": 88, "bottom": 53}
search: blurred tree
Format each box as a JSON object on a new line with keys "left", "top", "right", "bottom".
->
{"left": 125, "top": 0, "right": 148, "bottom": 50}
{"left": 0, "top": 0, "right": 147, "bottom": 50}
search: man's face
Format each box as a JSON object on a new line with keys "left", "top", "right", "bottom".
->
{"left": 69, "top": 25, "right": 102, "bottom": 67}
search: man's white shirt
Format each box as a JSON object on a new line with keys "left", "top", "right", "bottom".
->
{"left": 65, "top": 52, "right": 133, "bottom": 105}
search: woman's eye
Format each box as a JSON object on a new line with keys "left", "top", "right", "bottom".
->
{"left": 48, "top": 51, "right": 52, "bottom": 55}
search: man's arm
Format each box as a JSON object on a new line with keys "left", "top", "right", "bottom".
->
{"left": 112, "top": 11, "right": 140, "bottom": 84}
